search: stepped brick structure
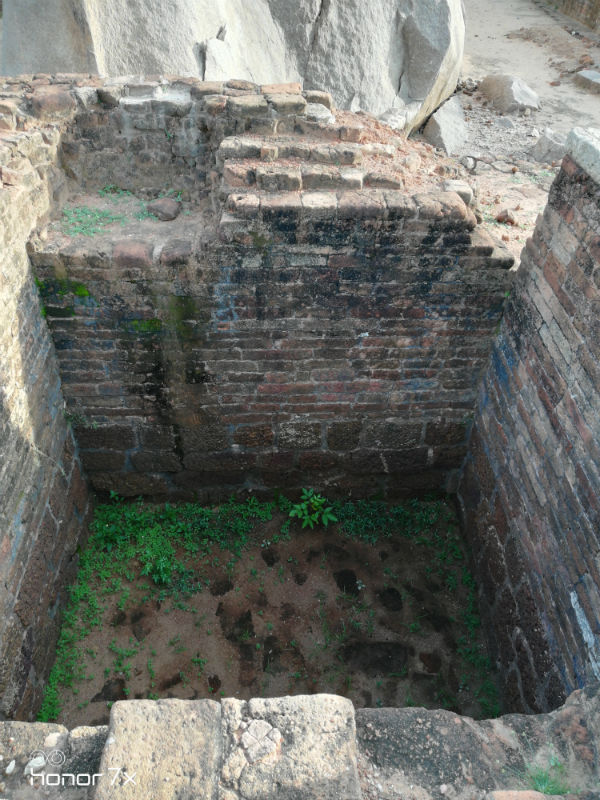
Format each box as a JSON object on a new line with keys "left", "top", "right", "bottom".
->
{"left": 0, "top": 76, "right": 599, "bottom": 792}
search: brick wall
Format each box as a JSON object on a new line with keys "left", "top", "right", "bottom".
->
{"left": 542, "top": 0, "right": 600, "bottom": 29}
{"left": 458, "top": 129, "right": 600, "bottom": 713}
{"left": 32, "top": 190, "right": 515, "bottom": 500}
{"left": 0, "top": 125, "right": 92, "bottom": 719}
{"left": 22, "top": 77, "right": 515, "bottom": 502}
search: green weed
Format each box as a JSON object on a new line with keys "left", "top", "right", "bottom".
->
{"left": 62, "top": 206, "right": 127, "bottom": 236}
{"left": 289, "top": 488, "right": 338, "bottom": 529}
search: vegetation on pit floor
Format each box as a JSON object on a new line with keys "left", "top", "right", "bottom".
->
{"left": 38, "top": 491, "right": 500, "bottom": 724}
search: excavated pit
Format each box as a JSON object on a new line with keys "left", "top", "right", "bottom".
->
{"left": 4, "top": 78, "right": 600, "bottom": 791}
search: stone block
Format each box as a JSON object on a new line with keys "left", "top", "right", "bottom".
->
{"left": 327, "top": 421, "right": 362, "bottom": 451}
{"left": 265, "top": 94, "right": 307, "bottom": 114}
{"left": 112, "top": 241, "right": 154, "bottom": 269}
{"left": 278, "top": 422, "right": 321, "bottom": 450}
{"left": 94, "top": 700, "right": 221, "bottom": 800}
{"left": 220, "top": 695, "right": 360, "bottom": 800}
{"left": 227, "top": 95, "right": 269, "bottom": 117}
{"left": 31, "top": 86, "right": 76, "bottom": 118}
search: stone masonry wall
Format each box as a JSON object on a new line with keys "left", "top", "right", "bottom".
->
{"left": 23, "top": 77, "right": 515, "bottom": 501}
{"left": 0, "top": 115, "right": 92, "bottom": 718}
{"left": 458, "top": 129, "right": 600, "bottom": 714}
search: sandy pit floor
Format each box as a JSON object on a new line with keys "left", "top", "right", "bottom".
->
{"left": 43, "top": 495, "right": 498, "bottom": 729}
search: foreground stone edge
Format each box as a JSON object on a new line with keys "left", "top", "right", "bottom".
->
{"left": 1, "top": 686, "right": 599, "bottom": 798}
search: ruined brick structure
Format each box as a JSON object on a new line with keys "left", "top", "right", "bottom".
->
{"left": 0, "top": 76, "right": 599, "bottom": 724}
{"left": 29, "top": 79, "right": 513, "bottom": 501}
{"left": 0, "top": 123, "right": 92, "bottom": 718}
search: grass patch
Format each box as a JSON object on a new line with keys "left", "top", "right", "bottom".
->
{"left": 61, "top": 206, "right": 127, "bottom": 237}
{"left": 38, "top": 491, "right": 498, "bottom": 723}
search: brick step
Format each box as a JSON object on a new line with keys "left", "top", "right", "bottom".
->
{"left": 221, "top": 187, "right": 483, "bottom": 226}
{"left": 217, "top": 135, "right": 398, "bottom": 168}
{"left": 221, "top": 159, "right": 406, "bottom": 196}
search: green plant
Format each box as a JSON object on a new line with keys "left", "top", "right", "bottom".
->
{"left": 289, "top": 489, "right": 338, "bottom": 529}
{"left": 62, "top": 205, "right": 127, "bottom": 236}
{"left": 98, "top": 184, "right": 133, "bottom": 200}
{"left": 134, "top": 202, "right": 158, "bottom": 221}
{"left": 526, "top": 755, "right": 570, "bottom": 795}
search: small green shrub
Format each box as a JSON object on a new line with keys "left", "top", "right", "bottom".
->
{"left": 289, "top": 488, "right": 338, "bottom": 529}
{"left": 527, "top": 755, "right": 570, "bottom": 795}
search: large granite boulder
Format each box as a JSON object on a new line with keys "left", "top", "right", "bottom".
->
{"left": 1, "top": 0, "right": 464, "bottom": 132}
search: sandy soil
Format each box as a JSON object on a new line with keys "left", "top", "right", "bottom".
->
{"left": 54, "top": 503, "right": 495, "bottom": 729}
{"left": 448, "top": 0, "right": 600, "bottom": 261}
{"left": 463, "top": 0, "right": 600, "bottom": 136}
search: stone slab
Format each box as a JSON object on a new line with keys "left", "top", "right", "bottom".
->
{"left": 575, "top": 69, "right": 600, "bottom": 94}
{"left": 219, "top": 694, "right": 361, "bottom": 800}
{"left": 566, "top": 127, "right": 600, "bottom": 186}
{"left": 94, "top": 699, "right": 221, "bottom": 800}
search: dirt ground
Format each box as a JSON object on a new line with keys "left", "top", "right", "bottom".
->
{"left": 451, "top": 0, "right": 600, "bottom": 261}
{"left": 52, "top": 498, "right": 497, "bottom": 729}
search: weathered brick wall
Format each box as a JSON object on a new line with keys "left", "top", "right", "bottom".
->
{"left": 32, "top": 198, "right": 514, "bottom": 501}
{"left": 458, "top": 129, "right": 600, "bottom": 713}
{"left": 0, "top": 125, "right": 92, "bottom": 719}
{"left": 22, "top": 77, "right": 516, "bottom": 502}
{"left": 59, "top": 78, "right": 314, "bottom": 199}
{"left": 542, "top": 0, "right": 600, "bottom": 29}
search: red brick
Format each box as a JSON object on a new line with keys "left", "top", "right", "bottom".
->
{"left": 113, "top": 240, "right": 154, "bottom": 269}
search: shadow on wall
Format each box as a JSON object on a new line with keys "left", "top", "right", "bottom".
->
{"left": 0, "top": 275, "right": 91, "bottom": 720}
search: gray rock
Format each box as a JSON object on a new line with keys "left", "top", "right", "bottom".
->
{"left": 146, "top": 197, "right": 181, "bottom": 221}
{"left": 442, "top": 179, "right": 474, "bottom": 206}
{"left": 423, "top": 95, "right": 468, "bottom": 155}
{"left": 575, "top": 69, "right": 600, "bottom": 94}
{"left": 2, "top": 0, "right": 465, "bottom": 133}
{"left": 530, "top": 127, "right": 567, "bottom": 164}
{"left": 305, "top": 103, "right": 335, "bottom": 125}
{"left": 496, "top": 116, "right": 515, "bottom": 129}
{"left": 566, "top": 127, "right": 600, "bottom": 185}
{"left": 479, "top": 74, "right": 540, "bottom": 113}
{"left": 379, "top": 107, "right": 409, "bottom": 131}
{"left": 94, "top": 699, "right": 221, "bottom": 800}
{"left": 220, "top": 694, "right": 361, "bottom": 800}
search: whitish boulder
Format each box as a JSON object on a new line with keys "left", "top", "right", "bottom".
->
{"left": 479, "top": 74, "right": 540, "bottom": 114}
{"left": 423, "top": 95, "right": 468, "bottom": 155}
{"left": 530, "top": 127, "right": 567, "bottom": 164}
{"left": 1, "top": 0, "right": 465, "bottom": 133}
{"left": 575, "top": 69, "right": 600, "bottom": 94}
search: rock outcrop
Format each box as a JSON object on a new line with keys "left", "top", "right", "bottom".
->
{"left": 1, "top": 0, "right": 465, "bottom": 132}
